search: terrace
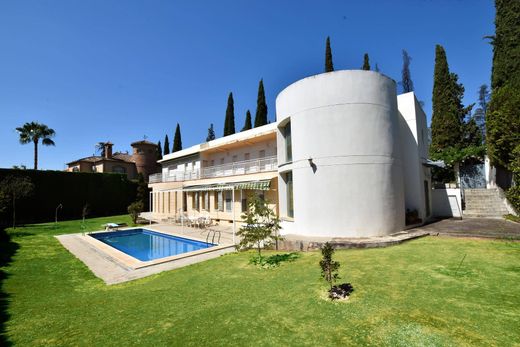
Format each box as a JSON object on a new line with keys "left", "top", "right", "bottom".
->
{"left": 149, "top": 155, "right": 277, "bottom": 183}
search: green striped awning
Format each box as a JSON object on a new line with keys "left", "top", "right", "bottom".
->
{"left": 181, "top": 179, "right": 271, "bottom": 192}
{"left": 233, "top": 179, "right": 271, "bottom": 191}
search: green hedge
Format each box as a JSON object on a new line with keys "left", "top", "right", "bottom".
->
{"left": 0, "top": 169, "right": 137, "bottom": 225}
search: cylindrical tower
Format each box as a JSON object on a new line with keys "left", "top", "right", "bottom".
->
{"left": 276, "top": 70, "right": 405, "bottom": 237}
{"left": 131, "top": 141, "right": 159, "bottom": 180}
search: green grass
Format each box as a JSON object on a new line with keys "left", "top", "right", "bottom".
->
{"left": 1, "top": 216, "right": 519, "bottom": 346}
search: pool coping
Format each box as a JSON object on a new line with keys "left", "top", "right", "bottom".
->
{"left": 82, "top": 227, "right": 231, "bottom": 269}
{"left": 56, "top": 227, "right": 236, "bottom": 284}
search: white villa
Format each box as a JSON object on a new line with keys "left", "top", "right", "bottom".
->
{"left": 148, "top": 70, "right": 434, "bottom": 238}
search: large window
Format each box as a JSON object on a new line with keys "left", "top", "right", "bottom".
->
{"left": 283, "top": 122, "right": 292, "bottom": 162}
{"left": 285, "top": 171, "right": 294, "bottom": 218}
{"left": 202, "top": 192, "right": 209, "bottom": 211}
{"left": 193, "top": 192, "right": 200, "bottom": 211}
{"left": 217, "top": 191, "right": 223, "bottom": 211}
{"left": 225, "top": 191, "right": 232, "bottom": 212}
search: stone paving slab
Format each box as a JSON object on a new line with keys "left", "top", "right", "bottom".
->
{"left": 412, "top": 217, "right": 520, "bottom": 240}
{"left": 279, "top": 230, "right": 430, "bottom": 251}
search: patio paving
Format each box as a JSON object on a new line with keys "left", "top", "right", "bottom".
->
{"left": 412, "top": 217, "right": 520, "bottom": 240}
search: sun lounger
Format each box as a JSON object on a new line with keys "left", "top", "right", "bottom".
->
{"left": 102, "top": 223, "right": 128, "bottom": 231}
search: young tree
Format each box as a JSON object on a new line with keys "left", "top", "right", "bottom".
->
{"left": 242, "top": 110, "right": 252, "bottom": 131}
{"left": 173, "top": 123, "right": 182, "bottom": 152}
{"left": 362, "top": 53, "right": 370, "bottom": 70}
{"left": 128, "top": 201, "right": 144, "bottom": 224}
{"left": 163, "top": 134, "right": 170, "bottom": 156}
{"left": 206, "top": 123, "right": 216, "bottom": 141}
{"left": 400, "top": 49, "right": 414, "bottom": 93}
{"left": 156, "top": 141, "right": 163, "bottom": 160}
{"left": 223, "top": 92, "right": 236, "bottom": 136}
{"left": 254, "top": 79, "right": 268, "bottom": 127}
{"left": 319, "top": 242, "right": 340, "bottom": 289}
{"left": 236, "top": 194, "right": 281, "bottom": 258}
{"left": 325, "top": 36, "right": 334, "bottom": 72}
{"left": 0, "top": 175, "right": 34, "bottom": 228}
{"left": 16, "top": 122, "right": 56, "bottom": 170}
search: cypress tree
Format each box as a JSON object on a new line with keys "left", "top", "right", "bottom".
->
{"left": 156, "top": 141, "right": 162, "bottom": 160}
{"left": 206, "top": 123, "right": 215, "bottom": 142}
{"left": 173, "top": 123, "right": 182, "bottom": 152}
{"left": 486, "top": 0, "right": 520, "bottom": 168}
{"left": 242, "top": 110, "right": 252, "bottom": 131}
{"left": 223, "top": 92, "right": 235, "bottom": 136}
{"left": 325, "top": 36, "right": 334, "bottom": 72}
{"left": 430, "top": 45, "right": 464, "bottom": 156}
{"left": 362, "top": 53, "right": 370, "bottom": 70}
{"left": 400, "top": 49, "right": 414, "bottom": 93}
{"left": 254, "top": 79, "right": 268, "bottom": 127}
{"left": 163, "top": 134, "right": 170, "bottom": 155}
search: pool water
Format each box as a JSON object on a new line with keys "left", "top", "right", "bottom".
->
{"left": 91, "top": 229, "right": 215, "bottom": 261}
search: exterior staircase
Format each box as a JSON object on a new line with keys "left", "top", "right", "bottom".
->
{"left": 463, "top": 188, "right": 510, "bottom": 218}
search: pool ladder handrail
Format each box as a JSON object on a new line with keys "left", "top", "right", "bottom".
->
{"left": 205, "top": 229, "right": 221, "bottom": 245}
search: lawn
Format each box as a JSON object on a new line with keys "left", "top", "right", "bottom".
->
{"left": 1, "top": 216, "right": 519, "bottom": 346}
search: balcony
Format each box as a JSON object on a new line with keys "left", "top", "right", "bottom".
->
{"left": 149, "top": 155, "right": 277, "bottom": 183}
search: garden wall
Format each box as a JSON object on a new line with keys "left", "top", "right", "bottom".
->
{"left": 432, "top": 188, "right": 462, "bottom": 218}
{"left": 0, "top": 169, "right": 136, "bottom": 225}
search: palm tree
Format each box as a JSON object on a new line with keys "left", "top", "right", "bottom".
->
{"left": 16, "top": 122, "right": 56, "bottom": 170}
{"left": 95, "top": 142, "right": 107, "bottom": 157}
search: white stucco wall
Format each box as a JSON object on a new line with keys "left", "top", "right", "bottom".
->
{"left": 276, "top": 70, "right": 406, "bottom": 237}
{"left": 432, "top": 188, "right": 462, "bottom": 218}
{"left": 397, "top": 92, "right": 431, "bottom": 222}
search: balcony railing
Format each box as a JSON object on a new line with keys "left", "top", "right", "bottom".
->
{"left": 149, "top": 155, "right": 277, "bottom": 183}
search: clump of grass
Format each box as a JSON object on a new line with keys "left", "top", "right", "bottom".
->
{"left": 249, "top": 252, "right": 300, "bottom": 268}
{"left": 504, "top": 214, "right": 520, "bottom": 223}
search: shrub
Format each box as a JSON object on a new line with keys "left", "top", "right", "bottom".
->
{"left": 128, "top": 201, "right": 144, "bottom": 224}
{"left": 319, "top": 242, "right": 340, "bottom": 289}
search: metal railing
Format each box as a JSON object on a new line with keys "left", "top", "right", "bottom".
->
{"left": 149, "top": 155, "right": 277, "bottom": 183}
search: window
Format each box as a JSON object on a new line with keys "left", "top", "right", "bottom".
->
{"left": 193, "top": 192, "right": 200, "bottom": 211}
{"left": 210, "top": 160, "right": 215, "bottom": 166}
{"left": 259, "top": 150, "right": 266, "bottom": 170}
{"left": 183, "top": 192, "right": 187, "bottom": 212}
{"left": 244, "top": 153, "right": 250, "bottom": 161}
{"left": 225, "top": 191, "right": 232, "bottom": 212}
{"left": 217, "top": 191, "right": 223, "bottom": 211}
{"left": 285, "top": 171, "right": 294, "bottom": 218}
{"left": 72, "top": 166, "right": 79, "bottom": 172}
{"left": 283, "top": 122, "right": 292, "bottom": 162}
{"left": 220, "top": 158, "right": 225, "bottom": 165}
{"left": 203, "top": 192, "right": 209, "bottom": 211}
{"left": 241, "top": 196, "right": 248, "bottom": 212}
{"left": 232, "top": 155, "right": 237, "bottom": 163}
{"left": 113, "top": 166, "right": 126, "bottom": 174}
{"left": 91, "top": 165, "right": 97, "bottom": 172}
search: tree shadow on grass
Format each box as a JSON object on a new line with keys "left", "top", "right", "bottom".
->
{"left": 0, "top": 226, "right": 19, "bottom": 346}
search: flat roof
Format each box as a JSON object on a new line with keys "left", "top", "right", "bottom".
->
{"left": 159, "top": 122, "right": 277, "bottom": 163}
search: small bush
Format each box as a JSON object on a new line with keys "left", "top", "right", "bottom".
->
{"left": 506, "top": 186, "right": 520, "bottom": 214}
{"left": 249, "top": 252, "right": 299, "bottom": 269}
{"left": 128, "top": 201, "right": 143, "bottom": 224}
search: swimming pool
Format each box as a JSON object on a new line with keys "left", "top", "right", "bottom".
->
{"left": 90, "top": 229, "right": 215, "bottom": 261}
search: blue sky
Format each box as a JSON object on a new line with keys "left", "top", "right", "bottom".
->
{"left": 0, "top": 0, "right": 494, "bottom": 170}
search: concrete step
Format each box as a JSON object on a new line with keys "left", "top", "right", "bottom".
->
{"left": 463, "top": 188, "right": 510, "bottom": 218}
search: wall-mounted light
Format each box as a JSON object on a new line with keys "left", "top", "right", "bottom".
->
{"left": 308, "top": 158, "right": 313, "bottom": 166}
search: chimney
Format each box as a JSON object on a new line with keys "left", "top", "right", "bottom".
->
{"left": 104, "top": 142, "right": 113, "bottom": 159}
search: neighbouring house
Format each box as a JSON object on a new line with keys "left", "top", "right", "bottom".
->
{"left": 148, "top": 70, "right": 433, "bottom": 238}
{"left": 66, "top": 141, "right": 159, "bottom": 180}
